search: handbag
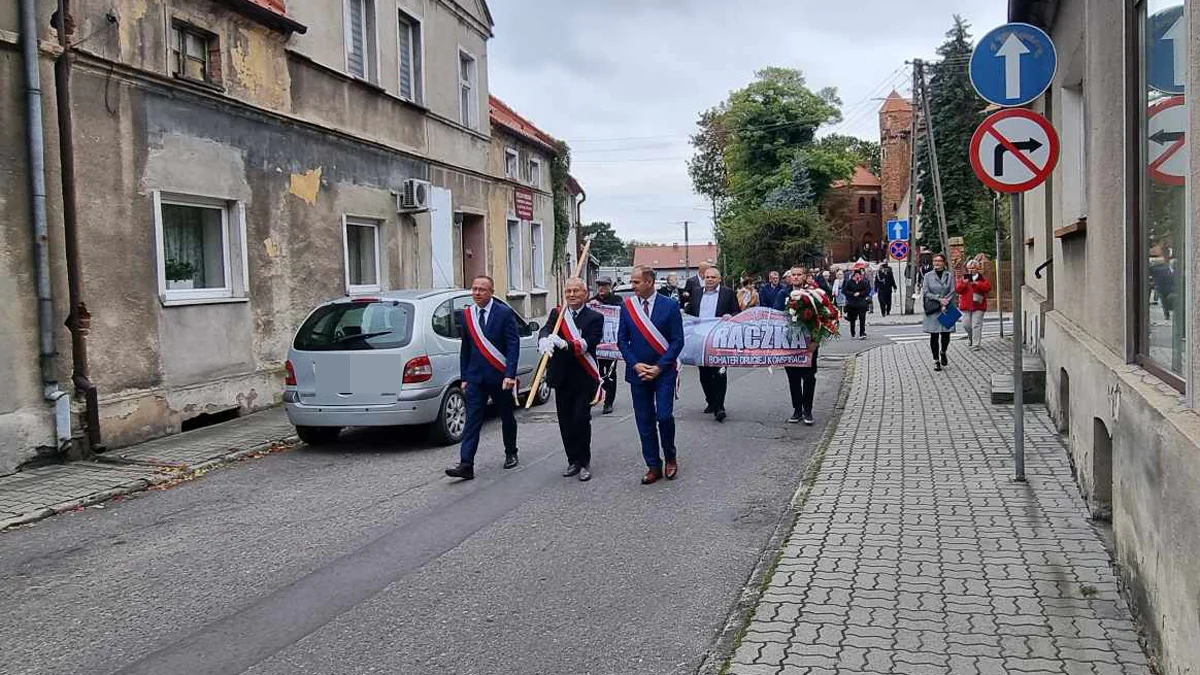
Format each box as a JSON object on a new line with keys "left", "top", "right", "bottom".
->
{"left": 938, "top": 304, "right": 963, "bottom": 329}
{"left": 923, "top": 297, "right": 942, "bottom": 315}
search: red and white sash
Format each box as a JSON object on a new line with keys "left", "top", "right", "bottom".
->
{"left": 464, "top": 304, "right": 507, "bottom": 374}
{"left": 559, "top": 307, "right": 601, "bottom": 382}
{"left": 623, "top": 296, "right": 670, "bottom": 356}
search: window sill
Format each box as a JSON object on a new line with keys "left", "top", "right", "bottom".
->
{"left": 347, "top": 286, "right": 383, "bottom": 295}
{"left": 506, "top": 290, "right": 529, "bottom": 298}
{"left": 172, "top": 73, "right": 225, "bottom": 94}
{"left": 1134, "top": 354, "right": 1185, "bottom": 394}
{"left": 1054, "top": 217, "right": 1087, "bottom": 240}
{"left": 529, "top": 288, "right": 549, "bottom": 296}
{"left": 161, "top": 295, "right": 249, "bottom": 307}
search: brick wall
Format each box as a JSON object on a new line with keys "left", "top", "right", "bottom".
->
{"left": 879, "top": 103, "right": 912, "bottom": 222}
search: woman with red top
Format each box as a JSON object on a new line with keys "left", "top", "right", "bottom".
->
{"left": 956, "top": 258, "right": 993, "bottom": 351}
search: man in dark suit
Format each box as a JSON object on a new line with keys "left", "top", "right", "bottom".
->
{"left": 758, "top": 270, "right": 785, "bottom": 310}
{"left": 681, "top": 261, "right": 711, "bottom": 306}
{"left": 618, "top": 266, "right": 685, "bottom": 485}
{"left": 684, "top": 265, "right": 739, "bottom": 422}
{"left": 445, "top": 275, "right": 521, "bottom": 480}
{"left": 589, "top": 277, "right": 622, "bottom": 415}
{"left": 538, "top": 278, "right": 604, "bottom": 481}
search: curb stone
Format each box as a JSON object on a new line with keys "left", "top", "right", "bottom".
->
{"left": 0, "top": 435, "right": 299, "bottom": 533}
{"left": 696, "top": 359, "right": 858, "bottom": 675}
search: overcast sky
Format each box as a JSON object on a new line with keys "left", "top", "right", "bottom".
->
{"left": 487, "top": 0, "right": 1007, "bottom": 245}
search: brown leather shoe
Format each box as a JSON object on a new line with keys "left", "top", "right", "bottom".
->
{"left": 641, "top": 468, "right": 662, "bottom": 485}
{"left": 664, "top": 460, "right": 678, "bottom": 480}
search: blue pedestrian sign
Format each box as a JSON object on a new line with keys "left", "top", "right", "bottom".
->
{"left": 1148, "top": 5, "right": 1186, "bottom": 94}
{"left": 886, "top": 219, "right": 910, "bottom": 242}
{"left": 970, "top": 23, "right": 1057, "bottom": 107}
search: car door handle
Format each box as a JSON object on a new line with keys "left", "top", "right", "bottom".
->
{"left": 337, "top": 393, "right": 353, "bottom": 398}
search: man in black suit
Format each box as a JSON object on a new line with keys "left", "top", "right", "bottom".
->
{"left": 589, "top": 277, "right": 622, "bottom": 415}
{"left": 539, "top": 278, "right": 605, "bottom": 481}
{"left": 681, "top": 261, "right": 711, "bottom": 306}
{"left": 684, "top": 265, "right": 739, "bottom": 422}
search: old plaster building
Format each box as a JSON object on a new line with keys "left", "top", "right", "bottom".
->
{"left": 1010, "top": 1, "right": 1199, "bottom": 672}
{"left": 1, "top": 0, "right": 571, "bottom": 473}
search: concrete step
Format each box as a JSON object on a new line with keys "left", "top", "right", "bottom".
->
{"left": 990, "top": 354, "right": 1046, "bottom": 404}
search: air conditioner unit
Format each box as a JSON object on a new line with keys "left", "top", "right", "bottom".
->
{"left": 397, "top": 178, "right": 432, "bottom": 212}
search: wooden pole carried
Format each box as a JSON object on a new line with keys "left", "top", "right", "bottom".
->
{"left": 524, "top": 237, "right": 594, "bottom": 409}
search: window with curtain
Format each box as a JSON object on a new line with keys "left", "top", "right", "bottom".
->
{"left": 459, "top": 51, "right": 477, "bottom": 128}
{"left": 397, "top": 10, "right": 421, "bottom": 102}
{"left": 345, "top": 218, "right": 380, "bottom": 292}
{"left": 346, "top": 0, "right": 376, "bottom": 81}
{"left": 507, "top": 219, "right": 522, "bottom": 290}
{"left": 530, "top": 223, "right": 544, "bottom": 288}
{"left": 162, "top": 202, "right": 226, "bottom": 290}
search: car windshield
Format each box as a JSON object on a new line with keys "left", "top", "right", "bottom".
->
{"left": 294, "top": 300, "right": 414, "bottom": 351}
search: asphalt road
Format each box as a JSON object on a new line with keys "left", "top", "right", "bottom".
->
{"left": 0, "top": 361, "right": 858, "bottom": 675}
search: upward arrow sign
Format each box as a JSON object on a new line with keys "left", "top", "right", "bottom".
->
{"left": 891, "top": 222, "right": 905, "bottom": 239}
{"left": 1163, "top": 16, "right": 1186, "bottom": 88}
{"left": 996, "top": 33, "right": 1030, "bottom": 100}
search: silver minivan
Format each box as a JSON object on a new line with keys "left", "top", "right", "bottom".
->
{"left": 283, "top": 290, "right": 549, "bottom": 446}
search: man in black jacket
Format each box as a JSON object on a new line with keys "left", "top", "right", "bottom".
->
{"left": 681, "top": 261, "right": 711, "bottom": 307}
{"left": 684, "top": 266, "right": 739, "bottom": 422}
{"left": 539, "top": 278, "right": 605, "bottom": 481}
{"left": 589, "top": 277, "right": 622, "bottom": 414}
{"left": 843, "top": 265, "right": 872, "bottom": 339}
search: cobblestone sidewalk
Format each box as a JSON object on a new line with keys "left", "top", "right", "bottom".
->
{"left": 0, "top": 408, "right": 296, "bottom": 531}
{"left": 729, "top": 339, "right": 1153, "bottom": 675}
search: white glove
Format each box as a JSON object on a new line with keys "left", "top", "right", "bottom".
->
{"left": 550, "top": 334, "right": 568, "bottom": 349}
{"left": 537, "top": 336, "right": 556, "bottom": 356}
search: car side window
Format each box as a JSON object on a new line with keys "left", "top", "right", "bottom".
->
{"left": 451, "top": 297, "right": 473, "bottom": 338}
{"left": 514, "top": 314, "right": 532, "bottom": 337}
{"left": 431, "top": 299, "right": 455, "bottom": 338}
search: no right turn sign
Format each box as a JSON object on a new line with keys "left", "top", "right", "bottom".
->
{"left": 969, "top": 108, "right": 1060, "bottom": 193}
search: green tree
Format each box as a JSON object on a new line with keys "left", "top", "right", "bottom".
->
{"left": 917, "top": 15, "right": 994, "bottom": 253}
{"left": 687, "top": 106, "right": 730, "bottom": 217}
{"left": 721, "top": 208, "right": 830, "bottom": 274}
{"left": 580, "top": 221, "right": 629, "bottom": 266}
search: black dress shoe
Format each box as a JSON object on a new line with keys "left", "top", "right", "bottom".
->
{"left": 602, "top": 404, "right": 613, "bottom": 415}
{"left": 503, "top": 454, "right": 519, "bottom": 469}
{"left": 445, "top": 463, "right": 475, "bottom": 480}
{"left": 578, "top": 467, "right": 592, "bottom": 482}
{"left": 703, "top": 405, "right": 714, "bottom": 414}
{"left": 715, "top": 409, "right": 727, "bottom": 423}
{"left": 562, "top": 463, "right": 581, "bottom": 477}
{"left": 941, "top": 353, "right": 949, "bottom": 367}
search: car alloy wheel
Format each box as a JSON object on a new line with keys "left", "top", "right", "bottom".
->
{"left": 445, "top": 389, "right": 466, "bottom": 439}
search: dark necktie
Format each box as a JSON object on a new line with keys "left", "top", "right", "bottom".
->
{"left": 571, "top": 309, "right": 578, "bottom": 321}
{"left": 479, "top": 307, "right": 487, "bottom": 328}
{"left": 642, "top": 299, "right": 650, "bottom": 316}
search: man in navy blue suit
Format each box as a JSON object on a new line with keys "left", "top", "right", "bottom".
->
{"left": 618, "top": 266, "right": 685, "bottom": 484}
{"left": 446, "top": 275, "right": 521, "bottom": 480}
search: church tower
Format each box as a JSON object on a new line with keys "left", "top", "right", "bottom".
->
{"left": 878, "top": 91, "right": 913, "bottom": 223}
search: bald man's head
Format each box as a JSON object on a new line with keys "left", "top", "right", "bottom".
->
{"left": 564, "top": 277, "right": 588, "bottom": 308}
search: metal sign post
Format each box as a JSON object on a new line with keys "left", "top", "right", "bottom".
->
{"left": 1011, "top": 194, "right": 1025, "bottom": 481}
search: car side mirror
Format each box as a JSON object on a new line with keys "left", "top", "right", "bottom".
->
{"left": 528, "top": 321, "right": 540, "bottom": 333}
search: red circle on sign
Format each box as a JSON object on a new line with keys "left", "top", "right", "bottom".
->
{"left": 970, "top": 108, "right": 1060, "bottom": 193}
{"left": 1148, "top": 96, "right": 1186, "bottom": 187}
{"left": 889, "top": 240, "right": 909, "bottom": 260}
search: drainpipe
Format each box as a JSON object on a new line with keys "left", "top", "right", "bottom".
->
{"left": 53, "top": 0, "right": 101, "bottom": 450}
{"left": 22, "top": 0, "right": 71, "bottom": 449}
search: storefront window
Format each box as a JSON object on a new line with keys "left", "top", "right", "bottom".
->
{"left": 1140, "top": 0, "right": 1188, "bottom": 379}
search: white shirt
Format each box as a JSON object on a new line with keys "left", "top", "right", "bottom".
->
{"left": 636, "top": 292, "right": 656, "bottom": 318}
{"left": 476, "top": 298, "right": 495, "bottom": 327}
{"left": 699, "top": 288, "right": 720, "bottom": 319}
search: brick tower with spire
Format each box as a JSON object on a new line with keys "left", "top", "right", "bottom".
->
{"left": 878, "top": 90, "right": 913, "bottom": 224}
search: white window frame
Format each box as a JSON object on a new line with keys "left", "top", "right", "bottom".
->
{"left": 506, "top": 217, "right": 523, "bottom": 290}
{"left": 343, "top": 215, "right": 383, "bottom": 294}
{"left": 458, "top": 47, "right": 478, "bottom": 129}
{"left": 344, "top": 0, "right": 378, "bottom": 82}
{"left": 529, "top": 158, "right": 543, "bottom": 189}
{"left": 1060, "top": 83, "right": 1088, "bottom": 221}
{"left": 153, "top": 191, "right": 245, "bottom": 306}
{"left": 396, "top": 7, "right": 422, "bottom": 103}
{"left": 505, "top": 147, "right": 519, "bottom": 179}
{"left": 530, "top": 221, "right": 545, "bottom": 289}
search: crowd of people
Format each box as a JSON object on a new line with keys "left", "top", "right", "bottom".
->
{"left": 445, "top": 255, "right": 989, "bottom": 485}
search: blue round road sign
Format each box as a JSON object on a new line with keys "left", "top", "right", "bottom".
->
{"left": 970, "top": 23, "right": 1057, "bottom": 107}
{"left": 1148, "top": 5, "right": 1186, "bottom": 95}
{"left": 889, "top": 240, "right": 910, "bottom": 261}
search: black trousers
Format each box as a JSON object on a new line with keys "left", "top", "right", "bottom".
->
{"left": 785, "top": 349, "right": 819, "bottom": 416}
{"left": 929, "top": 331, "right": 952, "bottom": 359}
{"left": 878, "top": 293, "right": 893, "bottom": 316}
{"left": 599, "top": 359, "right": 618, "bottom": 407}
{"left": 846, "top": 307, "right": 867, "bottom": 336}
{"left": 554, "top": 379, "right": 594, "bottom": 467}
{"left": 697, "top": 366, "right": 728, "bottom": 412}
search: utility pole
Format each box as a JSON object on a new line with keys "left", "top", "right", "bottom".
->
{"left": 916, "top": 60, "right": 951, "bottom": 260}
{"left": 682, "top": 220, "right": 691, "bottom": 275}
{"left": 994, "top": 192, "right": 1004, "bottom": 338}
{"left": 1011, "top": 193, "right": 1026, "bottom": 482}
{"left": 905, "top": 60, "right": 921, "bottom": 314}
